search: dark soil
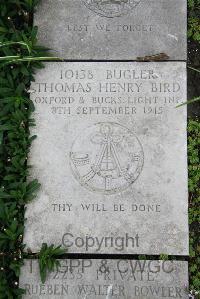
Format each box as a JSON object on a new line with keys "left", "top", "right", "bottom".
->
{"left": 188, "top": 40, "right": 200, "bottom": 117}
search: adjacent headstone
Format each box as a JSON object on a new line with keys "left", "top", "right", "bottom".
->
{"left": 24, "top": 62, "right": 188, "bottom": 255}
{"left": 34, "top": 0, "right": 187, "bottom": 60}
{"left": 20, "top": 259, "right": 188, "bottom": 298}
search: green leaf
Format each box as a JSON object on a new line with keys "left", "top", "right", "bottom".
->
{"left": 176, "top": 96, "right": 200, "bottom": 108}
{"left": 38, "top": 243, "right": 66, "bottom": 283}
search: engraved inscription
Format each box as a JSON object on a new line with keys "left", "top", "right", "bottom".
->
{"left": 82, "top": 0, "right": 141, "bottom": 18}
{"left": 20, "top": 260, "right": 188, "bottom": 298}
{"left": 70, "top": 122, "right": 144, "bottom": 194}
{"left": 24, "top": 63, "right": 188, "bottom": 255}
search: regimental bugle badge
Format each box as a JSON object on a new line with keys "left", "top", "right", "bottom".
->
{"left": 70, "top": 122, "right": 144, "bottom": 194}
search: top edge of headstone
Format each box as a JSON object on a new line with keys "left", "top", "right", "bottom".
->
{"left": 34, "top": 0, "right": 187, "bottom": 61}
{"left": 20, "top": 259, "right": 189, "bottom": 299}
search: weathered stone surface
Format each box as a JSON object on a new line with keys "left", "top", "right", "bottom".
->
{"left": 34, "top": 0, "right": 187, "bottom": 60}
{"left": 20, "top": 259, "right": 188, "bottom": 298}
{"left": 24, "top": 62, "right": 188, "bottom": 255}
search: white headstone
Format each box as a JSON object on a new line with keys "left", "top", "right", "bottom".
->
{"left": 24, "top": 62, "right": 188, "bottom": 255}
{"left": 20, "top": 259, "right": 188, "bottom": 298}
{"left": 34, "top": 0, "right": 187, "bottom": 60}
